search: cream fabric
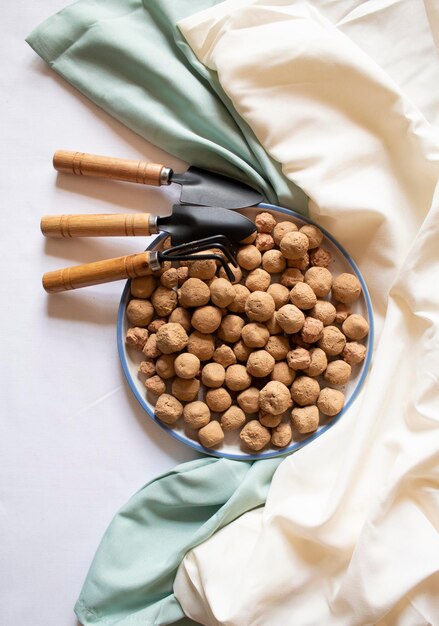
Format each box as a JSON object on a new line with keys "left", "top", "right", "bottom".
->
{"left": 174, "top": 2, "right": 439, "bottom": 624}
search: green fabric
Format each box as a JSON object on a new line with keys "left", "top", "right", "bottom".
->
{"left": 26, "top": 1, "right": 303, "bottom": 624}
{"left": 74, "top": 457, "right": 282, "bottom": 625}
{"left": 26, "top": 0, "right": 308, "bottom": 213}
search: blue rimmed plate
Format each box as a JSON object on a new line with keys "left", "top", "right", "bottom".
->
{"left": 118, "top": 204, "right": 374, "bottom": 460}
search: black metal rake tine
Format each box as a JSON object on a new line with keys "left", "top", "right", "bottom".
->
{"left": 162, "top": 235, "right": 236, "bottom": 260}
{"left": 161, "top": 238, "right": 237, "bottom": 268}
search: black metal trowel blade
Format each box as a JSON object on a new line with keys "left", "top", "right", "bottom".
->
{"left": 172, "top": 167, "right": 264, "bottom": 209}
{"left": 157, "top": 204, "right": 256, "bottom": 246}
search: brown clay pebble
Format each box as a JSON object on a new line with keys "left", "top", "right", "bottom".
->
{"left": 317, "top": 388, "right": 345, "bottom": 416}
{"left": 332, "top": 273, "right": 362, "bottom": 304}
{"left": 290, "top": 282, "right": 317, "bottom": 310}
{"left": 213, "top": 344, "right": 237, "bottom": 367}
{"left": 259, "top": 412, "right": 282, "bottom": 428}
{"left": 152, "top": 287, "right": 178, "bottom": 317}
{"left": 267, "top": 284, "right": 290, "bottom": 309}
{"left": 188, "top": 257, "right": 217, "bottom": 280}
{"left": 240, "top": 420, "right": 271, "bottom": 451}
{"left": 144, "top": 375, "right": 166, "bottom": 396}
{"left": 218, "top": 264, "right": 243, "bottom": 284}
{"left": 276, "top": 304, "right": 305, "bottom": 334}
{"left": 201, "top": 363, "right": 226, "bottom": 388}
{"left": 155, "top": 354, "right": 176, "bottom": 379}
{"left": 303, "top": 348, "right": 327, "bottom": 377}
{"left": 227, "top": 284, "right": 250, "bottom": 313}
{"left": 245, "top": 268, "right": 271, "bottom": 292}
{"left": 205, "top": 388, "right": 232, "bottom": 412}
{"left": 148, "top": 319, "right": 166, "bottom": 334}
{"left": 300, "top": 224, "right": 323, "bottom": 249}
{"left": 138, "top": 359, "right": 156, "bottom": 378}
{"left": 187, "top": 332, "right": 215, "bottom": 361}
{"left": 280, "top": 231, "right": 309, "bottom": 260}
{"left": 265, "top": 335, "right": 290, "bottom": 361}
{"left": 343, "top": 342, "right": 367, "bottom": 366}
{"left": 291, "top": 376, "right": 320, "bottom": 406}
{"left": 270, "top": 361, "right": 295, "bottom": 386}
{"left": 178, "top": 278, "right": 210, "bottom": 307}
{"left": 280, "top": 268, "right": 304, "bottom": 288}
{"left": 271, "top": 422, "right": 293, "bottom": 447}
{"left": 210, "top": 278, "right": 236, "bottom": 307}
{"left": 247, "top": 351, "right": 275, "bottom": 377}
{"left": 287, "top": 254, "right": 309, "bottom": 271}
{"left": 335, "top": 304, "right": 352, "bottom": 324}
{"left": 176, "top": 266, "right": 189, "bottom": 285}
{"left": 324, "top": 360, "right": 352, "bottom": 385}
{"left": 225, "top": 364, "right": 252, "bottom": 391}
{"left": 236, "top": 245, "right": 262, "bottom": 270}
{"left": 183, "top": 401, "right": 211, "bottom": 429}
{"left": 221, "top": 406, "right": 246, "bottom": 431}
{"left": 262, "top": 250, "right": 286, "bottom": 274}
{"left": 255, "top": 233, "right": 275, "bottom": 252}
{"left": 342, "top": 314, "right": 369, "bottom": 340}
{"left": 259, "top": 381, "right": 292, "bottom": 415}
{"left": 318, "top": 326, "right": 346, "bottom": 356}
{"left": 233, "top": 340, "right": 253, "bottom": 362}
{"left": 156, "top": 323, "right": 189, "bottom": 354}
{"left": 191, "top": 306, "right": 222, "bottom": 334}
{"left": 245, "top": 291, "right": 276, "bottom": 322}
{"left": 142, "top": 334, "right": 161, "bottom": 359}
{"left": 169, "top": 307, "right": 192, "bottom": 333}
{"left": 287, "top": 348, "right": 311, "bottom": 371}
{"left": 155, "top": 394, "right": 183, "bottom": 425}
{"left": 309, "top": 247, "right": 332, "bottom": 267}
{"left": 310, "top": 300, "right": 337, "bottom": 326}
{"left": 237, "top": 387, "right": 260, "bottom": 414}
{"left": 255, "top": 211, "right": 276, "bottom": 233}
{"left": 241, "top": 323, "right": 270, "bottom": 348}
{"left": 198, "top": 421, "right": 225, "bottom": 448}
{"left": 126, "top": 327, "right": 149, "bottom": 350}
{"left": 291, "top": 405, "right": 319, "bottom": 433}
{"left": 265, "top": 315, "right": 282, "bottom": 335}
{"left": 301, "top": 317, "right": 324, "bottom": 343}
{"left": 304, "top": 267, "right": 332, "bottom": 297}
{"left": 126, "top": 299, "right": 154, "bottom": 327}
{"left": 217, "top": 315, "right": 245, "bottom": 343}
{"left": 273, "top": 221, "right": 297, "bottom": 245}
{"left": 174, "top": 353, "right": 200, "bottom": 379}
{"left": 171, "top": 377, "right": 200, "bottom": 402}
{"left": 160, "top": 268, "right": 179, "bottom": 289}
{"left": 240, "top": 231, "right": 257, "bottom": 245}
{"left": 131, "top": 275, "right": 156, "bottom": 298}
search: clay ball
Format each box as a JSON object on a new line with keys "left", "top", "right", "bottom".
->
{"left": 148, "top": 318, "right": 166, "bottom": 334}
{"left": 160, "top": 268, "right": 179, "bottom": 289}
{"left": 255, "top": 233, "right": 275, "bottom": 252}
{"left": 183, "top": 401, "right": 211, "bottom": 429}
{"left": 280, "top": 268, "right": 304, "bottom": 288}
{"left": 233, "top": 340, "right": 253, "bottom": 362}
{"left": 247, "top": 350, "right": 275, "bottom": 377}
{"left": 245, "top": 268, "right": 271, "bottom": 292}
{"left": 267, "top": 283, "right": 290, "bottom": 310}
{"left": 276, "top": 304, "right": 305, "bottom": 334}
{"left": 168, "top": 307, "right": 192, "bottom": 333}
{"left": 264, "top": 335, "right": 289, "bottom": 361}
{"left": 152, "top": 286, "right": 177, "bottom": 317}
{"left": 287, "top": 253, "right": 309, "bottom": 271}
{"left": 304, "top": 267, "right": 332, "bottom": 297}
{"left": 343, "top": 342, "right": 367, "bottom": 365}
{"left": 290, "top": 282, "right": 317, "bottom": 310}
{"left": 218, "top": 315, "right": 245, "bottom": 343}
{"left": 342, "top": 314, "right": 369, "bottom": 340}
{"left": 241, "top": 323, "right": 270, "bottom": 348}
{"left": 138, "top": 359, "right": 156, "bottom": 378}
{"left": 245, "top": 291, "right": 276, "bottom": 322}
{"left": 279, "top": 231, "right": 309, "bottom": 260}
{"left": 131, "top": 275, "right": 156, "bottom": 299}
{"left": 213, "top": 344, "right": 237, "bottom": 368}
{"left": 178, "top": 278, "right": 210, "bottom": 307}
{"left": 309, "top": 300, "right": 337, "bottom": 326}
{"left": 303, "top": 348, "right": 327, "bottom": 377}
{"left": 227, "top": 284, "right": 250, "bottom": 313}
{"left": 300, "top": 224, "right": 323, "bottom": 249}
{"left": 240, "top": 420, "right": 271, "bottom": 451}
{"left": 259, "top": 412, "right": 282, "bottom": 427}
{"left": 144, "top": 375, "right": 166, "bottom": 396}
{"left": 221, "top": 406, "right": 246, "bottom": 431}
{"left": 259, "top": 381, "right": 293, "bottom": 415}
{"left": 318, "top": 326, "right": 347, "bottom": 356}
{"left": 218, "top": 263, "right": 243, "bottom": 283}
{"left": 191, "top": 306, "right": 222, "bottom": 334}
{"left": 301, "top": 317, "right": 324, "bottom": 343}
{"left": 237, "top": 387, "right": 260, "bottom": 414}
{"left": 174, "top": 353, "right": 200, "bottom": 379}
{"left": 273, "top": 221, "right": 298, "bottom": 245}
{"left": 126, "top": 299, "right": 154, "bottom": 327}
{"left": 270, "top": 361, "right": 295, "bottom": 386}
{"left": 291, "top": 405, "right": 319, "bottom": 433}
{"left": 188, "top": 257, "right": 217, "bottom": 280}
{"left": 171, "top": 377, "right": 200, "bottom": 402}
{"left": 201, "top": 362, "right": 226, "bottom": 388}
{"left": 332, "top": 273, "right": 362, "bottom": 304}
{"left": 187, "top": 331, "right": 215, "bottom": 361}
{"left": 317, "top": 388, "right": 345, "bottom": 416}
{"left": 155, "top": 394, "right": 183, "bottom": 425}
{"left": 255, "top": 211, "right": 276, "bottom": 233}
{"left": 198, "top": 421, "right": 224, "bottom": 448}
{"left": 156, "top": 323, "right": 189, "bottom": 354}
{"left": 205, "top": 387, "right": 232, "bottom": 413}
{"left": 287, "top": 348, "right": 311, "bottom": 371}
{"left": 176, "top": 266, "right": 189, "bottom": 285}
{"left": 309, "top": 247, "right": 332, "bottom": 267}
{"left": 324, "top": 360, "right": 352, "bottom": 385}
{"left": 262, "top": 249, "right": 286, "bottom": 274}
{"left": 142, "top": 334, "right": 161, "bottom": 359}
{"left": 126, "top": 327, "right": 149, "bottom": 350}
{"left": 236, "top": 245, "right": 262, "bottom": 270}
{"left": 335, "top": 304, "right": 352, "bottom": 324}
{"left": 155, "top": 354, "right": 176, "bottom": 379}
{"left": 209, "top": 278, "right": 236, "bottom": 307}
{"left": 271, "top": 422, "right": 293, "bottom": 448}
{"left": 225, "top": 364, "right": 252, "bottom": 391}
{"left": 291, "top": 376, "right": 320, "bottom": 406}
{"left": 265, "top": 314, "right": 282, "bottom": 335}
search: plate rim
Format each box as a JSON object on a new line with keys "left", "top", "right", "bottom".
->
{"left": 117, "top": 203, "right": 374, "bottom": 461}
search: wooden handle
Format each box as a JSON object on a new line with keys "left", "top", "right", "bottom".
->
{"left": 42, "top": 252, "right": 153, "bottom": 293}
{"left": 40, "top": 213, "right": 153, "bottom": 238}
{"left": 53, "top": 150, "right": 167, "bottom": 186}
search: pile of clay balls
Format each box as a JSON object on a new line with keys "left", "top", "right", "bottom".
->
{"left": 125, "top": 211, "right": 369, "bottom": 452}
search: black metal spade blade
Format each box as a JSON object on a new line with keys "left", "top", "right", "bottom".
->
{"left": 172, "top": 167, "right": 264, "bottom": 209}
{"left": 157, "top": 204, "right": 256, "bottom": 246}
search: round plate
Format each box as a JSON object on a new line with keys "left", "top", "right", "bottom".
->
{"left": 118, "top": 203, "right": 374, "bottom": 460}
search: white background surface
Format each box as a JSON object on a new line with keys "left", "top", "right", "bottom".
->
{"left": 1, "top": 4, "right": 197, "bottom": 625}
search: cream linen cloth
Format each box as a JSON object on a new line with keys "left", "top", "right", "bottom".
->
{"left": 174, "top": 2, "right": 439, "bottom": 624}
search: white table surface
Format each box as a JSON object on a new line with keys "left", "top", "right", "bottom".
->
{"left": 1, "top": 4, "right": 198, "bottom": 624}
